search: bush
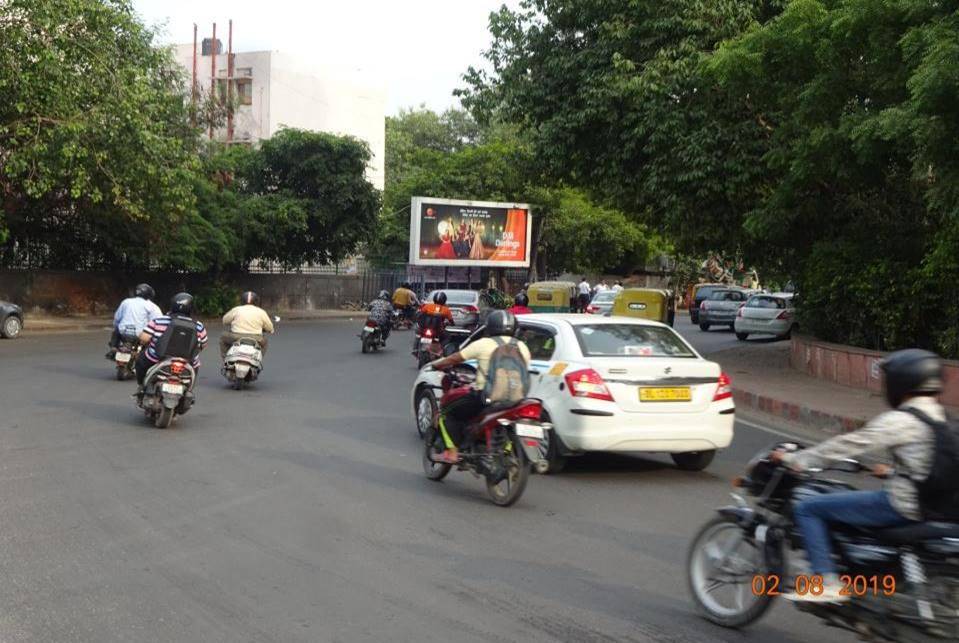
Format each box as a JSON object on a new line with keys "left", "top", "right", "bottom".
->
{"left": 193, "top": 283, "right": 239, "bottom": 317}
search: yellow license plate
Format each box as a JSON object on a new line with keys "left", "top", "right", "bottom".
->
{"left": 639, "top": 387, "right": 691, "bottom": 402}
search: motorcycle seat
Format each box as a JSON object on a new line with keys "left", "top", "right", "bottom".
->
{"left": 875, "top": 521, "right": 959, "bottom": 545}
{"left": 235, "top": 337, "right": 262, "bottom": 347}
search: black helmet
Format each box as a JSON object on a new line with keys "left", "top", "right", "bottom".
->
{"left": 240, "top": 291, "right": 259, "bottom": 306}
{"left": 402, "top": 282, "right": 411, "bottom": 289}
{"left": 135, "top": 283, "right": 155, "bottom": 300}
{"left": 433, "top": 291, "right": 447, "bottom": 305}
{"left": 881, "top": 349, "right": 943, "bottom": 408}
{"left": 170, "top": 292, "right": 194, "bottom": 316}
{"left": 514, "top": 293, "right": 529, "bottom": 307}
{"left": 486, "top": 310, "right": 517, "bottom": 337}
{"left": 378, "top": 290, "right": 391, "bottom": 301}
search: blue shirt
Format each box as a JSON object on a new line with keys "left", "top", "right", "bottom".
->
{"left": 113, "top": 297, "right": 162, "bottom": 336}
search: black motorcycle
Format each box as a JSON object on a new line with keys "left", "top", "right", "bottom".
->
{"left": 360, "top": 320, "right": 387, "bottom": 353}
{"left": 136, "top": 357, "right": 196, "bottom": 428}
{"left": 113, "top": 330, "right": 140, "bottom": 381}
{"left": 687, "top": 442, "right": 959, "bottom": 641}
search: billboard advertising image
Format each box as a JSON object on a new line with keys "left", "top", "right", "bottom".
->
{"left": 409, "top": 197, "right": 532, "bottom": 267}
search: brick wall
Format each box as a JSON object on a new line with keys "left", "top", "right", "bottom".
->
{"left": 791, "top": 335, "right": 959, "bottom": 407}
{"left": 0, "top": 270, "right": 365, "bottom": 315}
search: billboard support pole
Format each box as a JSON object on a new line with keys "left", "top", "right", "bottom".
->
{"left": 444, "top": 266, "right": 449, "bottom": 289}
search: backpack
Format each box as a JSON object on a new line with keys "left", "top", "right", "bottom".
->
{"left": 905, "top": 408, "right": 959, "bottom": 521}
{"left": 153, "top": 316, "right": 199, "bottom": 361}
{"left": 482, "top": 337, "right": 530, "bottom": 404}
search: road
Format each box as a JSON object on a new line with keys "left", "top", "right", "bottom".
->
{"left": 0, "top": 321, "right": 852, "bottom": 642}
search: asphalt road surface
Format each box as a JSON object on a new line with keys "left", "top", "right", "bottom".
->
{"left": 0, "top": 320, "right": 853, "bottom": 642}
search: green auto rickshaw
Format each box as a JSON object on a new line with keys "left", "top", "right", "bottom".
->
{"left": 612, "top": 288, "right": 675, "bottom": 326}
{"left": 527, "top": 281, "right": 577, "bottom": 313}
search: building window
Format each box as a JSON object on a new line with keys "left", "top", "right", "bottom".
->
{"left": 236, "top": 78, "right": 252, "bottom": 105}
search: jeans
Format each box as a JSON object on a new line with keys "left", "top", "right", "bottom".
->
{"left": 794, "top": 490, "right": 913, "bottom": 576}
{"left": 440, "top": 389, "right": 485, "bottom": 447}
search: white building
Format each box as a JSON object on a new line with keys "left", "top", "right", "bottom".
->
{"left": 174, "top": 42, "right": 386, "bottom": 190}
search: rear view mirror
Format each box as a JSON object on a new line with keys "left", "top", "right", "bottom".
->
{"left": 274, "top": 316, "right": 281, "bottom": 323}
{"left": 832, "top": 459, "right": 863, "bottom": 474}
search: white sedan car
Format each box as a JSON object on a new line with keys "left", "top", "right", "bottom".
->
{"left": 411, "top": 314, "right": 734, "bottom": 473}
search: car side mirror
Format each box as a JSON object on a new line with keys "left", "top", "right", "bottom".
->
{"left": 831, "top": 459, "right": 863, "bottom": 474}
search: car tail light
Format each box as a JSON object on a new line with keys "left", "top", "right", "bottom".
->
{"left": 365, "top": 320, "right": 377, "bottom": 328}
{"left": 586, "top": 305, "right": 599, "bottom": 314}
{"left": 713, "top": 372, "right": 732, "bottom": 402}
{"left": 700, "top": 301, "right": 709, "bottom": 310}
{"left": 777, "top": 310, "right": 792, "bottom": 321}
{"left": 737, "top": 307, "right": 744, "bottom": 318}
{"left": 462, "top": 305, "right": 479, "bottom": 313}
{"left": 514, "top": 401, "right": 542, "bottom": 419}
{"left": 565, "top": 369, "right": 614, "bottom": 402}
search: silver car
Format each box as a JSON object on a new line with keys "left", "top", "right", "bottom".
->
{"left": 586, "top": 290, "right": 617, "bottom": 316}
{"left": 734, "top": 293, "right": 797, "bottom": 340}
{"left": 698, "top": 288, "right": 749, "bottom": 331}
{"left": 425, "top": 290, "right": 488, "bottom": 328}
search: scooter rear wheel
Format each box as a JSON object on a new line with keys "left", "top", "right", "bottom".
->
{"left": 155, "top": 407, "right": 174, "bottom": 429}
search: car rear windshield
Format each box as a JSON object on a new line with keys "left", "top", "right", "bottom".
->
{"left": 573, "top": 324, "right": 696, "bottom": 358}
{"left": 709, "top": 290, "right": 746, "bottom": 301}
{"left": 592, "top": 291, "right": 616, "bottom": 303}
{"left": 430, "top": 290, "right": 477, "bottom": 305}
{"left": 695, "top": 287, "right": 721, "bottom": 301}
{"left": 746, "top": 296, "right": 787, "bottom": 309}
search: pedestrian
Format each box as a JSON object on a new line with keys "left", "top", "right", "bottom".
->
{"left": 611, "top": 280, "right": 624, "bottom": 293}
{"left": 577, "top": 277, "right": 591, "bottom": 313}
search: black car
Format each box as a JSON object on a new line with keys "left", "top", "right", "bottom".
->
{"left": 689, "top": 284, "right": 725, "bottom": 325}
{"left": 0, "top": 301, "right": 23, "bottom": 339}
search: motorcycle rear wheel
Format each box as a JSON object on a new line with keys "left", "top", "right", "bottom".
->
{"left": 361, "top": 336, "right": 372, "bottom": 353}
{"left": 155, "top": 407, "right": 175, "bottom": 429}
{"left": 687, "top": 514, "right": 774, "bottom": 628}
{"left": 417, "top": 349, "right": 431, "bottom": 369}
{"left": 422, "top": 427, "right": 452, "bottom": 481}
{"left": 486, "top": 435, "right": 530, "bottom": 507}
{"left": 116, "top": 366, "right": 127, "bottom": 381}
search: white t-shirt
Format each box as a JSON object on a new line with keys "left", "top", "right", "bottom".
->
{"left": 611, "top": 284, "right": 624, "bottom": 292}
{"left": 595, "top": 284, "right": 609, "bottom": 292}
{"left": 578, "top": 281, "right": 591, "bottom": 295}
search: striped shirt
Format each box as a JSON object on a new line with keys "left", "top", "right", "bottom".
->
{"left": 143, "top": 315, "right": 208, "bottom": 365}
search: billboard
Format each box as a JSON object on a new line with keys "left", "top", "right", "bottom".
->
{"left": 409, "top": 197, "right": 532, "bottom": 267}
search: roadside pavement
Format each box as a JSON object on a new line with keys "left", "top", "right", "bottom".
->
{"left": 19, "top": 309, "right": 363, "bottom": 334}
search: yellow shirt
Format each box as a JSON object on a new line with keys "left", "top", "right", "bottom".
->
{"left": 222, "top": 305, "right": 274, "bottom": 336}
{"left": 392, "top": 288, "right": 416, "bottom": 307}
{"left": 458, "top": 337, "right": 531, "bottom": 390}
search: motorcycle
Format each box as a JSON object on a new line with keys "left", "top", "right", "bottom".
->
{"left": 137, "top": 357, "right": 196, "bottom": 428}
{"left": 413, "top": 324, "right": 469, "bottom": 368}
{"left": 360, "top": 319, "right": 387, "bottom": 353}
{"left": 113, "top": 325, "right": 140, "bottom": 381}
{"left": 421, "top": 364, "right": 551, "bottom": 507}
{"left": 391, "top": 307, "right": 414, "bottom": 331}
{"left": 222, "top": 338, "right": 264, "bottom": 389}
{"left": 687, "top": 442, "right": 959, "bottom": 641}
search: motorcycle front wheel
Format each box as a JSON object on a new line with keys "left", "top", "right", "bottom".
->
{"left": 687, "top": 514, "right": 774, "bottom": 628}
{"left": 422, "top": 427, "right": 452, "bottom": 481}
{"left": 485, "top": 434, "right": 530, "bottom": 507}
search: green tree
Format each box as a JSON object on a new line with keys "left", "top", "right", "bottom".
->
{"left": 0, "top": 0, "right": 199, "bottom": 257}
{"left": 236, "top": 128, "right": 381, "bottom": 268}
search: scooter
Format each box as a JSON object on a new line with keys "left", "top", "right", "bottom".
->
{"left": 113, "top": 325, "right": 140, "bottom": 381}
{"left": 222, "top": 338, "right": 264, "bottom": 389}
{"left": 137, "top": 357, "right": 196, "bottom": 428}
{"left": 360, "top": 320, "right": 387, "bottom": 353}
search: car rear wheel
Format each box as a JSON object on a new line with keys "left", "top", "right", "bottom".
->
{"left": 699, "top": 323, "right": 710, "bottom": 332}
{"left": 671, "top": 450, "right": 716, "bottom": 471}
{"left": 1, "top": 315, "right": 22, "bottom": 339}
{"left": 540, "top": 410, "right": 566, "bottom": 474}
{"left": 736, "top": 332, "right": 749, "bottom": 341}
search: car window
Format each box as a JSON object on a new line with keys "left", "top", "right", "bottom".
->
{"left": 428, "top": 290, "right": 476, "bottom": 305}
{"left": 517, "top": 325, "right": 556, "bottom": 360}
{"left": 593, "top": 291, "right": 616, "bottom": 303}
{"left": 746, "top": 296, "right": 786, "bottom": 309}
{"left": 709, "top": 290, "right": 743, "bottom": 301}
{"left": 695, "top": 286, "right": 719, "bottom": 301}
{"left": 573, "top": 324, "right": 695, "bottom": 358}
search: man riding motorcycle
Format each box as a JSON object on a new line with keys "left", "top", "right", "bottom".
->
{"left": 106, "top": 283, "right": 161, "bottom": 359}
{"left": 135, "top": 293, "right": 208, "bottom": 393}
{"left": 392, "top": 282, "right": 419, "bottom": 323}
{"left": 367, "top": 290, "right": 394, "bottom": 341}
{"left": 413, "top": 291, "right": 455, "bottom": 353}
{"left": 771, "top": 349, "right": 946, "bottom": 603}
{"left": 220, "top": 291, "right": 274, "bottom": 358}
{"left": 507, "top": 293, "right": 533, "bottom": 316}
{"left": 427, "top": 310, "right": 531, "bottom": 464}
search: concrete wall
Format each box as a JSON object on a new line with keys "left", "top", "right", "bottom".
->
{"left": 0, "top": 270, "right": 364, "bottom": 315}
{"left": 790, "top": 335, "right": 959, "bottom": 407}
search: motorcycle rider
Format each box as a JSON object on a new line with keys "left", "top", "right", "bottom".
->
{"left": 413, "top": 291, "right": 455, "bottom": 353}
{"left": 771, "top": 349, "right": 945, "bottom": 603}
{"left": 106, "top": 283, "right": 161, "bottom": 359}
{"left": 366, "top": 290, "right": 394, "bottom": 342}
{"left": 220, "top": 291, "right": 274, "bottom": 358}
{"left": 507, "top": 293, "right": 533, "bottom": 316}
{"left": 392, "top": 282, "right": 419, "bottom": 323}
{"left": 427, "top": 310, "right": 531, "bottom": 464}
{"left": 135, "top": 292, "right": 208, "bottom": 393}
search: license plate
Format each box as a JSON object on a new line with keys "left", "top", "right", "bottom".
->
{"left": 115, "top": 352, "right": 132, "bottom": 363}
{"left": 161, "top": 382, "right": 184, "bottom": 395}
{"left": 362, "top": 327, "right": 373, "bottom": 334}
{"left": 514, "top": 422, "right": 545, "bottom": 439}
{"left": 639, "top": 387, "right": 691, "bottom": 402}
{"left": 420, "top": 338, "right": 432, "bottom": 345}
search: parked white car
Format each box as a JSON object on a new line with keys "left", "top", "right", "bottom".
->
{"left": 734, "top": 293, "right": 797, "bottom": 341}
{"left": 411, "top": 314, "right": 735, "bottom": 473}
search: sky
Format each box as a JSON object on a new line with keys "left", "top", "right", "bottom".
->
{"left": 132, "top": 0, "right": 521, "bottom": 115}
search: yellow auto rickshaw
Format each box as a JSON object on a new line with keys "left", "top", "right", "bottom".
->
{"left": 527, "top": 281, "right": 576, "bottom": 313}
{"left": 612, "top": 288, "right": 675, "bottom": 326}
